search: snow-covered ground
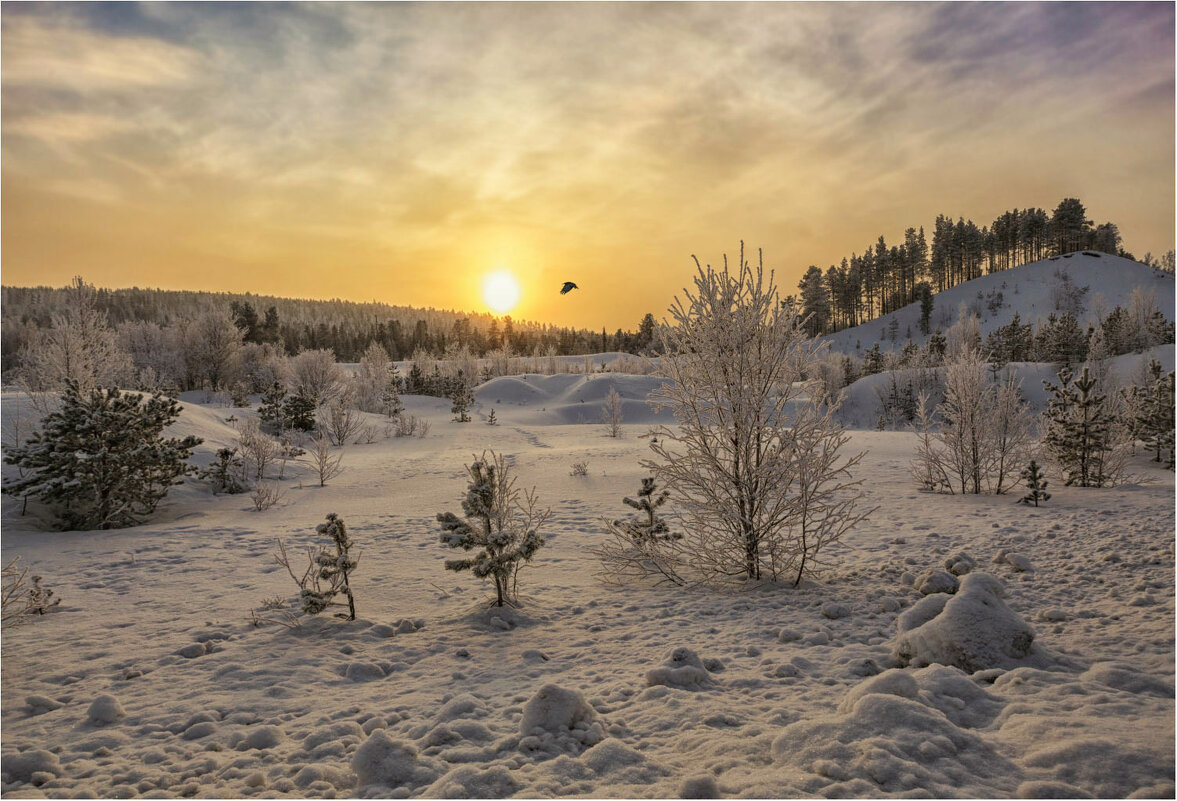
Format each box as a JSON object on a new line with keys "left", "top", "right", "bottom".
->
{"left": 2, "top": 370, "right": 1173, "bottom": 799}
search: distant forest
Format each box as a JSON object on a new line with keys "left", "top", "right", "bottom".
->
{"left": 790, "top": 197, "right": 1174, "bottom": 337}
{"left": 0, "top": 285, "right": 659, "bottom": 371}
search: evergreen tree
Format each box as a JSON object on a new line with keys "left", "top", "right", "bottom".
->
{"left": 437, "top": 451, "right": 548, "bottom": 607}
{"left": 258, "top": 382, "right": 287, "bottom": 429}
{"left": 1034, "top": 313, "right": 1087, "bottom": 364}
{"left": 798, "top": 266, "right": 830, "bottom": 337}
{"left": 916, "top": 282, "right": 934, "bottom": 336}
{"left": 450, "top": 370, "right": 473, "bottom": 422}
{"left": 486, "top": 408, "right": 498, "bottom": 426}
{"left": 380, "top": 364, "right": 404, "bottom": 419}
{"left": 925, "top": 330, "right": 947, "bottom": 364}
{"left": 1043, "top": 366, "right": 1119, "bottom": 487}
{"left": 1018, "top": 461, "right": 1050, "bottom": 506}
{"left": 282, "top": 391, "right": 317, "bottom": 432}
{"left": 1134, "top": 360, "right": 1176, "bottom": 467}
{"left": 2, "top": 383, "right": 202, "bottom": 530}
{"left": 406, "top": 363, "right": 423, "bottom": 395}
{"left": 611, "top": 478, "right": 680, "bottom": 544}
{"left": 200, "top": 448, "right": 246, "bottom": 494}
{"left": 863, "top": 343, "right": 885, "bottom": 375}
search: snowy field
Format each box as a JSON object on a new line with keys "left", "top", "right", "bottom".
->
{"left": 1, "top": 372, "right": 1174, "bottom": 799}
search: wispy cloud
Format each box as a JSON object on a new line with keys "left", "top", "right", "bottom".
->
{"left": 2, "top": 2, "right": 1172, "bottom": 326}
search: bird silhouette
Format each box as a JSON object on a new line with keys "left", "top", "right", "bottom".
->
{"left": 560, "top": 282, "right": 579, "bottom": 295}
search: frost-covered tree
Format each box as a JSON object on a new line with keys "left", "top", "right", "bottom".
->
{"left": 1018, "top": 461, "right": 1050, "bottom": 506}
{"left": 291, "top": 349, "right": 346, "bottom": 408}
{"left": 309, "top": 434, "right": 345, "bottom": 486}
{"left": 611, "top": 478, "right": 677, "bottom": 544}
{"left": 182, "top": 307, "right": 245, "bottom": 391}
{"left": 2, "top": 383, "right": 201, "bottom": 529}
{"left": 282, "top": 391, "right": 317, "bottom": 432}
{"left": 911, "top": 353, "right": 1033, "bottom": 495}
{"left": 17, "top": 278, "right": 133, "bottom": 407}
{"left": 319, "top": 394, "right": 363, "bottom": 446}
{"left": 644, "top": 243, "right": 869, "bottom": 583}
{"left": 2, "top": 558, "right": 60, "bottom": 626}
{"left": 1127, "top": 359, "right": 1175, "bottom": 468}
{"left": 275, "top": 513, "right": 358, "bottom": 620}
{"left": 258, "top": 382, "right": 288, "bottom": 431}
{"left": 437, "top": 451, "right": 549, "bottom": 607}
{"left": 1043, "top": 365, "right": 1125, "bottom": 487}
{"left": 602, "top": 387, "right": 623, "bottom": 437}
{"left": 354, "top": 343, "right": 392, "bottom": 413}
{"left": 380, "top": 363, "right": 404, "bottom": 419}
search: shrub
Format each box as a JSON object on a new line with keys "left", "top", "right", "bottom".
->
{"left": 274, "top": 513, "right": 358, "bottom": 620}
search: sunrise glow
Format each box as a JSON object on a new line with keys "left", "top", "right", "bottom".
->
{"left": 483, "top": 271, "right": 521, "bottom": 315}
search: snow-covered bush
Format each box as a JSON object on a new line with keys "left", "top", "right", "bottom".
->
{"left": 569, "top": 460, "right": 589, "bottom": 477}
{"left": 2, "top": 383, "right": 202, "bottom": 530}
{"left": 290, "top": 349, "right": 346, "bottom": 408}
{"left": 437, "top": 451, "right": 549, "bottom": 607}
{"left": 644, "top": 243, "right": 870, "bottom": 585}
{"left": 237, "top": 418, "right": 282, "bottom": 482}
{"left": 319, "top": 397, "right": 363, "bottom": 446}
{"left": 911, "top": 352, "right": 1033, "bottom": 495}
{"left": 275, "top": 513, "right": 359, "bottom": 620}
{"left": 2, "top": 557, "right": 60, "bottom": 626}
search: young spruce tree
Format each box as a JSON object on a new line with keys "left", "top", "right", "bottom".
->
{"left": 437, "top": 451, "right": 548, "bottom": 607}
{"left": 3, "top": 383, "right": 202, "bottom": 530}
{"left": 1018, "top": 461, "right": 1050, "bottom": 507}
{"left": 1042, "top": 365, "right": 1120, "bottom": 487}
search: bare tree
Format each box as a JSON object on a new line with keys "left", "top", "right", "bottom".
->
{"left": 319, "top": 398, "right": 363, "bottom": 446}
{"left": 643, "top": 243, "right": 869, "bottom": 584}
{"left": 309, "top": 434, "right": 344, "bottom": 486}
{"left": 182, "top": 306, "right": 245, "bottom": 391}
{"left": 237, "top": 418, "right": 282, "bottom": 482}
{"left": 602, "top": 386, "right": 624, "bottom": 437}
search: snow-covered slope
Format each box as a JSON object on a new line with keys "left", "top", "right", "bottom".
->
{"left": 821, "top": 252, "right": 1175, "bottom": 355}
{"left": 2, "top": 376, "right": 1173, "bottom": 799}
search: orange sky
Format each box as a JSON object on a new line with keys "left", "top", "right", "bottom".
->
{"left": 2, "top": 2, "right": 1173, "bottom": 330}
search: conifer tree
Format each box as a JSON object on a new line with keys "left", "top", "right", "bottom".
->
{"left": 437, "top": 451, "right": 548, "bottom": 607}
{"left": 200, "top": 448, "right": 246, "bottom": 494}
{"left": 380, "top": 364, "right": 404, "bottom": 419}
{"left": 609, "top": 477, "right": 679, "bottom": 544}
{"left": 258, "top": 382, "right": 287, "bottom": 430}
{"left": 276, "top": 513, "right": 358, "bottom": 620}
{"left": 282, "top": 391, "right": 317, "bottom": 432}
{"left": 1134, "top": 360, "right": 1176, "bottom": 467}
{"left": 486, "top": 408, "right": 498, "bottom": 426}
{"left": 1018, "top": 461, "right": 1050, "bottom": 506}
{"left": 450, "top": 371, "right": 473, "bottom": 422}
{"left": 2, "top": 383, "right": 202, "bottom": 530}
{"left": 1042, "top": 366, "right": 1121, "bottom": 487}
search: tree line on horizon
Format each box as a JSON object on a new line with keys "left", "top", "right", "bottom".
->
{"left": 791, "top": 197, "right": 1175, "bottom": 338}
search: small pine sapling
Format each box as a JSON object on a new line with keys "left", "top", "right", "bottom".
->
{"left": 27, "top": 575, "right": 60, "bottom": 615}
{"left": 275, "top": 513, "right": 359, "bottom": 620}
{"left": 1018, "top": 461, "right": 1051, "bottom": 507}
{"left": 200, "top": 448, "right": 247, "bottom": 494}
{"left": 613, "top": 477, "right": 679, "bottom": 543}
{"left": 486, "top": 408, "right": 498, "bottom": 426}
{"left": 437, "top": 451, "right": 549, "bottom": 607}
{"left": 450, "top": 374, "right": 473, "bottom": 423}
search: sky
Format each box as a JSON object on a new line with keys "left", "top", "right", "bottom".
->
{"left": 2, "top": 2, "right": 1173, "bottom": 330}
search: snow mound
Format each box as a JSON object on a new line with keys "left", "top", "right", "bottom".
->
{"left": 86, "top": 695, "right": 125, "bottom": 725}
{"left": 944, "top": 552, "right": 976, "bottom": 576}
{"left": 915, "top": 570, "right": 959, "bottom": 595}
{"left": 1, "top": 750, "right": 61, "bottom": 783}
{"left": 771, "top": 691, "right": 1018, "bottom": 796}
{"left": 518, "top": 684, "right": 605, "bottom": 752}
{"left": 1082, "top": 662, "right": 1175, "bottom": 698}
{"left": 645, "top": 647, "right": 714, "bottom": 689}
{"left": 425, "top": 765, "right": 521, "bottom": 799}
{"left": 894, "top": 572, "right": 1037, "bottom": 671}
{"left": 351, "top": 731, "right": 439, "bottom": 790}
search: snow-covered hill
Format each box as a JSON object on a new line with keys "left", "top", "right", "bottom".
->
{"left": 821, "top": 252, "right": 1175, "bottom": 355}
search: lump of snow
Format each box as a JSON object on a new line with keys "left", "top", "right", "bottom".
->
{"left": 24, "top": 695, "right": 63, "bottom": 714}
{"left": 2, "top": 750, "right": 61, "bottom": 783}
{"left": 645, "top": 647, "right": 712, "bottom": 689}
{"left": 1038, "top": 608, "right": 1068, "bottom": 622}
{"left": 436, "top": 694, "right": 487, "bottom": 723}
{"left": 346, "top": 662, "right": 387, "bottom": 682}
{"left": 581, "top": 739, "right": 647, "bottom": 774}
{"left": 1015, "top": 779, "right": 1093, "bottom": 799}
{"left": 87, "top": 694, "right": 125, "bottom": 725}
{"left": 899, "top": 571, "right": 916, "bottom": 586}
{"left": 894, "top": 572, "right": 1036, "bottom": 672}
{"left": 879, "top": 597, "right": 902, "bottom": 613}
{"left": 490, "top": 616, "right": 512, "bottom": 631}
{"left": 519, "top": 684, "right": 597, "bottom": 735}
{"left": 241, "top": 725, "right": 285, "bottom": 750}
{"left": 393, "top": 618, "right": 418, "bottom": 635}
{"left": 369, "top": 624, "right": 397, "bottom": 638}
{"left": 305, "top": 721, "right": 363, "bottom": 750}
{"left": 821, "top": 602, "right": 851, "bottom": 620}
{"left": 425, "top": 765, "right": 521, "bottom": 799}
{"left": 1005, "top": 553, "right": 1033, "bottom": 572}
{"left": 680, "top": 774, "right": 720, "bottom": 799}
{"left": 778, "top": 628, "right": 802, "bottom": 643}
{"left": 182, "top": 721, "right": 218, "bottom": 740}
{"left": 772, "top": 692, "right": 1017, "bottom": 796}
{"left": 1082, "top": 662, "right": 1174, "bottom": 698}
{"left": 175, "top": 643, "right": 206, "bottom": 659}
{"left": 944, "top": 552, "right": 976, "bottom": 576}
{"left": 837, "top": 669, "right": 920, "bottom": 713}
{"left": 915, "top": 570, "right": 959, "bottom": 595}
{"left": 351, "top": 731, "right": 439, "bottom": 789}
{"left": 993, "top": 549, "right": 1008, "bottom": 564}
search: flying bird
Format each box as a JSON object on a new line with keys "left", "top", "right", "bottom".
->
{"left": 560, "top": 282, "right": 579, "bottom": 295}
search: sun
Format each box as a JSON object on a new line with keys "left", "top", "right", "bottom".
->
{"left": 483, "top": 271, "right": 521, "bottom": 315}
